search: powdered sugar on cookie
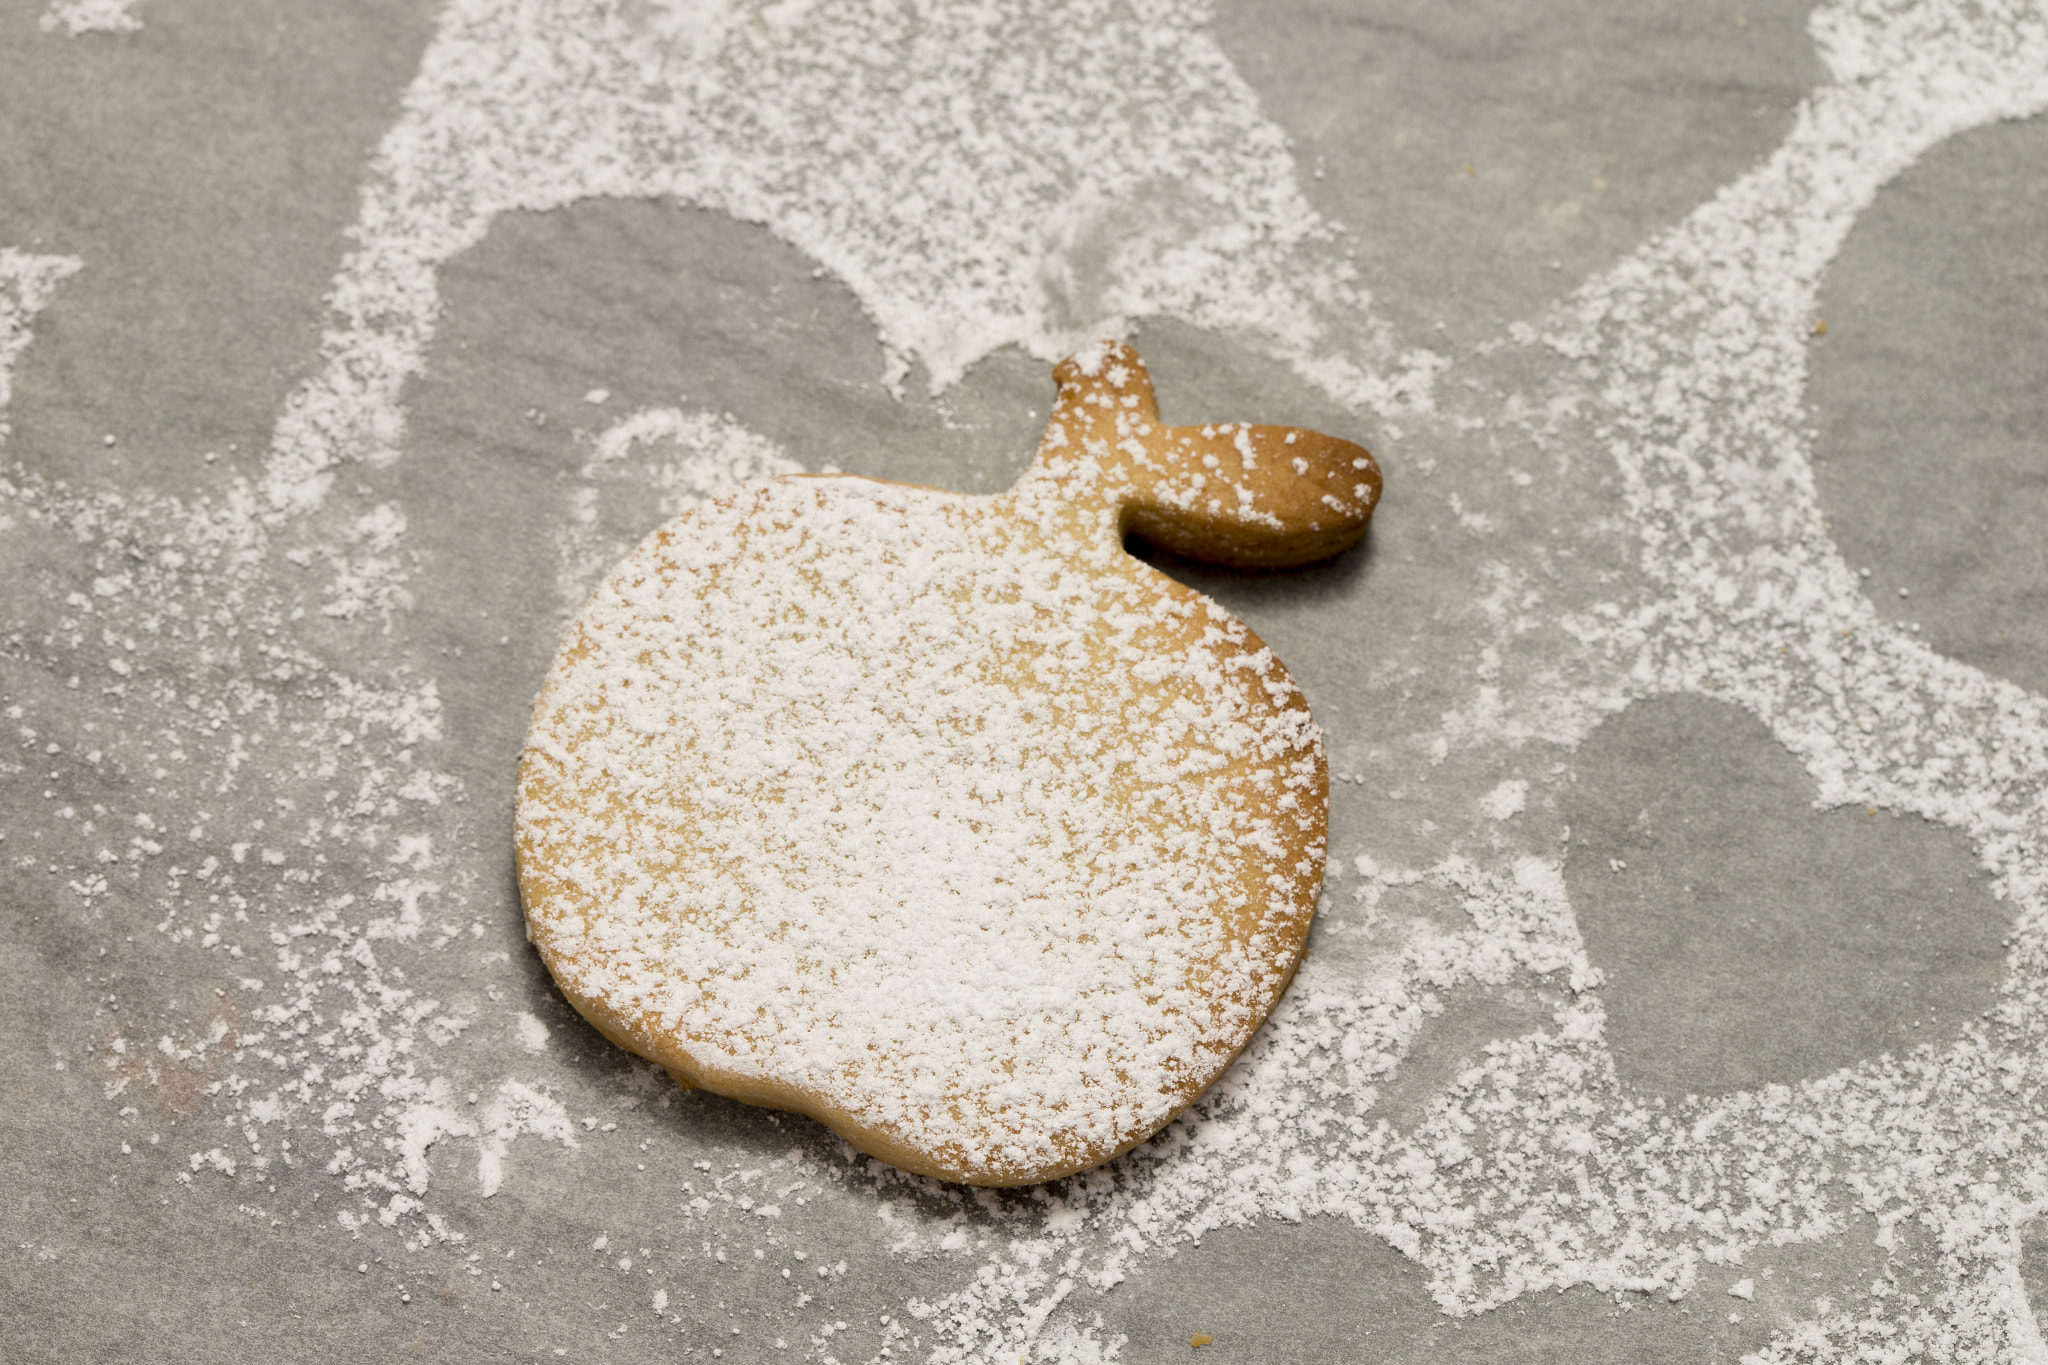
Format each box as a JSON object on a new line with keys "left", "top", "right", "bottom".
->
{"left": 517, "top": 346, "right": 1375, "bottom": 1185}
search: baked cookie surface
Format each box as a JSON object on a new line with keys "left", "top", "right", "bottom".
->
{"left": 517, "top": 342, "right": 1379, "bottom": 1185}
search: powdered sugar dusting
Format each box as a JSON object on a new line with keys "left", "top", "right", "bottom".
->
{"left": 560, "top": 405, "right": 802, "bottom": 618}
{"left": 259, "top": 0, "right": 1432, "bottom": 517}
{"left": 0, "top": 461, "right": 596, "bottom": 1229}
{"left": 0, "top": 250, "right": 82, "bottom": 441}
{"left": 38, "top": 0, "right": 142, "bottom": 35}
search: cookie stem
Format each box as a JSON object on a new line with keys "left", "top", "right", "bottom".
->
{"left": 1024, "top": 340, "right": 1382, "bottom": 568}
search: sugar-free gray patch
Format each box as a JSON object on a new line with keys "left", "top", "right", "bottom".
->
{"left": 2026, "top": 1218, "right": 2048, "bottom": 1326}
{"left": 1098, "top": 1212, "right": 1808, "bottom": 1363}
{"left": 1563, "top": 693, "right": 2010, "bottom": 1101}
{"left": 1809, "top": 113, "right": 2048, "bottom": 699}
{"left": 1212, "top": 0, "right": 1824, "bottom": 351}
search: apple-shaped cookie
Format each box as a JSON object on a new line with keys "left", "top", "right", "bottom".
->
{"left": 517, "top": 341, "right": 1379, "bottom": 1185}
